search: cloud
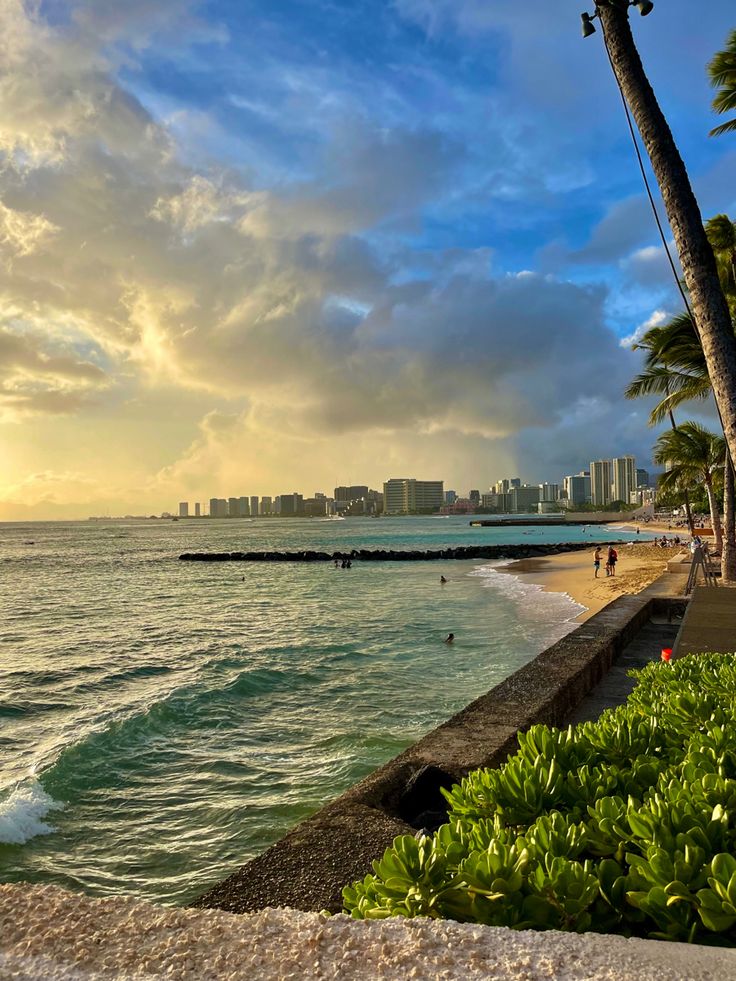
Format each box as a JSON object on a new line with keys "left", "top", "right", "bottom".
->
{"left": 2, "top": 0, "right": 726, "bottom": 515}
{"left": 619, "top": 308, "right": 669, "bottom": 349}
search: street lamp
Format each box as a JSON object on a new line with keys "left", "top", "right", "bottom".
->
{"left": 581, "top": 12, "right": 597, "bottom": 37}
{"left": 581, "top": 1, "right": 654, "bottom": 40}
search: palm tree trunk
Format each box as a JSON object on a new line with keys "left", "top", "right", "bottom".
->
{"left": 704, "top": 475, "right": 723, "bottom": 553}
{"left": 597, "top": 5, "right": 736, "bottom": 476}
{"left": 667, "top": 407, "right": 695, "bottom": 536}
{"left": 722, "top": 457, "right": 736, "bottom": 582}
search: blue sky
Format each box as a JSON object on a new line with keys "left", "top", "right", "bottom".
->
{"left": 0, "top": 0, "right": 734, "bottom": 516}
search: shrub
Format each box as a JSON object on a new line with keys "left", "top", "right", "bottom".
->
{"left": 343, "top": 652, "right": 736, "bottom": 945}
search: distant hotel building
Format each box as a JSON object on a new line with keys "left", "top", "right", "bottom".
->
{"left": 250, "top": 496, "right": 259, "bottom": 517}
{"left": 194, "top": 503, "right": 201, "bottom": 517}
{"left": 589, "top": 456, "right": 637, "bottom": 507}
{"left": 590, "top": 460, "right": 613, "bottom": 507}
{"left": 563, "top": 471, "right": 591, "bottom": 506}
{"left": 539, "top": 482, "right": 560, "bottom": 502}
{"left": 178, "top": 502, "right": 189, "bottom": 518}
{"left": 383, "top": 478, "right": 444, "bottom": 515}
{"left": 209, "top": 498, "right": 228, "bottom": 518}
{"left": 612, "top": 455, "right": 636, "bottom": 505}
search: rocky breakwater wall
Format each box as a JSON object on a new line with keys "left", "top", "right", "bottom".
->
{"left": 180, "top": 541, "right": 603, "bottom": 563}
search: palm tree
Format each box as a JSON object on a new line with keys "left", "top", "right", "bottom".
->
{"left": 594, "top": 4, "right": 736, "bottom": 477}
{"left": 705, "top": 214, "right": 736, "bottom": 318}
{"left": 708, "top": 29, "right": 736, "bottom": 137}
{"left": 626, "top": 313, "right": 710, "bottom": 426}
{"left": 653, "top": 423, "right": 725, "bottom": 553}
{"left": 626, "top": 215, "right": 736, "bottom": 579}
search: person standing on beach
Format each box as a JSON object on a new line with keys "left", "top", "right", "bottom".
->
{"left": 607, "top": 545, "right": 617, "bottom": 576}
{"left": 594, "top": 547, "right": 602, "bottom": 578}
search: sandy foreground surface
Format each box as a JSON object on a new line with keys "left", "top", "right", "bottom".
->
{"left": 498, "top": 542, "right": 679, "bottom": 622}
{"left": 1, "top": 884, "right": 734, "bottom": 981}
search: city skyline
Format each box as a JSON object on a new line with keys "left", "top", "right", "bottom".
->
{"left": 171, "top": 452, "right": 651, "bottom": 518}
{"left": 1, "top": 1, "right": 732, "bottom": 520}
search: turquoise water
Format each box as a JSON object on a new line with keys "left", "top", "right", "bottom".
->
{"left": 0, "top": 517, "right": 644, "bottom": 904}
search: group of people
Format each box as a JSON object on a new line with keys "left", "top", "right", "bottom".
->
{"left": 593, "top": 545, "right": 618, "bottom": 578}
{"left": 654, "top": 535, "right": 682, "bottom": 548}
{"left": 334, "top": 557, "right": 353, "bottom": 568}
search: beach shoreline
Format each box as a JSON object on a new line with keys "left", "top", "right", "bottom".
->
{"left": 496, "top": 542, "right": 676, "bottom": 622}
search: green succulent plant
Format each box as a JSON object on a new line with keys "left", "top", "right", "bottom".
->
{"left": 343, "top": 652, "right": 736, "bottom": 946}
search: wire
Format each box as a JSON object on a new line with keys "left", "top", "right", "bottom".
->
{"left": 596, "top": 5, "right": 695, "bottom": 321}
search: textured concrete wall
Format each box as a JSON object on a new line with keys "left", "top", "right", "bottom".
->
{"left": 194, "top": 593, "right": 665, "bottom": 915}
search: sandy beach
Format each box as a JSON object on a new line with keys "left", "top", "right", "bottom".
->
{"left": 499, "top": 542, "right": 677, "bottom": 622}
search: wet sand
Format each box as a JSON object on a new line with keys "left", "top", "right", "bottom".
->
{"left": 499, "top": 543, "right": 675, "bottom": 622}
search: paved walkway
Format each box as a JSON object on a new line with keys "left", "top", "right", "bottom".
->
{"left": 565, "top": 619, "right": 680, "bottom": 725}
{"left": 673, "top": 584, "right": 736, "bottom": 659}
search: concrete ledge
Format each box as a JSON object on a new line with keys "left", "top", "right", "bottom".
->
{"left": 194, "top": 593, "right": 675, "bottom": 915}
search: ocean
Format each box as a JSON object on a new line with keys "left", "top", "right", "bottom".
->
{"left": 0, "top": 516, "right": 644, "bottom": 905}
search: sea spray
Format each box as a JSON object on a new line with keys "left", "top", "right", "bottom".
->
{"left": 0, "top": 780, "right": 63, "bottom": 846}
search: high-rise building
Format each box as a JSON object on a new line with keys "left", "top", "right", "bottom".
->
{"left": 178, "top": 502, "right": 189, "bottom": 518}
{"left": 469, "top": 489, "right": 481, "bottom": 506}
{"left": 636, "top": 468, "right": 650, "bottom": 488}
{"left": 445, "top": 490, "right": 457, "bottom": 505}
{"left": 539, "top": 483, "right": 560, "bottom": 502}
{"left": 194, "top": 503, "right": 201, "bottom": 517}
{"left": 261, "top": 496, "right": 272, "bottom": 516}
{"left": 563, "top": 472, "right": 591, "bottom": 506}
{"left": 590, "top": 460, "right": 612, "bottom": 507}
{"left": 209, "top": 498, "right": 228, "bottom": 518}
{"left": 228, "top": 496, "right": 250, "bottom": 517}
{"left": 250, "top": 496, "right": 259, "bottom": 517}
{"left": 510, "top": 478, "right": 521, "bottom": 489}
{"left": 510, "top": 485, "right": 541, "bottom": 512}
{"left": 334, "top": 485, "right": 369, "bottom": 502}
{"left": 304, "top": 497, "right": 329, "bottom": 517}
{"left": 383, "top": 479, "right": 444, "bottom": 514}
{"left": 612, "top": 456, "right": 636, "bottom": 505}
{"left": 279, "top": 493, "right": 303, "bottom": 516}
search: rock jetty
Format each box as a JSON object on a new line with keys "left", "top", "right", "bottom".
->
{"left": 179, "top": 542, "right": 605, "bottom": 562}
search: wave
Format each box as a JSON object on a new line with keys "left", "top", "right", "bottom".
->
{"left": 37, "top": 662, "right": 323, "bottom": 800}
{"left": 469, "top": 563, "right": 587, "bottom": 623}
{"left": 0, "top": 779, "right": 63, "bottom": 846}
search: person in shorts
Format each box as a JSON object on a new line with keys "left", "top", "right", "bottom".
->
{"left": 594, "top": 547, "right": 602, "bottom": 578}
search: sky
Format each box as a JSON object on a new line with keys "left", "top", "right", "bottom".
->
{"left": 0, "top": 0, "right": 734, "bottom": 519}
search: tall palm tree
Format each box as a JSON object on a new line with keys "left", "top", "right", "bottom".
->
{"left": 705, "top": 214, "right": 736, "bottom": 579}
{"left": 626, "top": 215, "right": 736, "bottom": 579}
{"left": 653, "top": 423, "right": 725, "bottom": 553}
{"left": 705, "top": 214, "right": 736, "bottom": 319}
{"left": 594, "top": 4, "right": 736, "bottom": 477}
{"left": 708, "top": 29, "right": 736, "bottom": 137}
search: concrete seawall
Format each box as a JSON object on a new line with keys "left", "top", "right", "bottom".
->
{"left": 193, "top": 592, "right": 683, "bottom": 916}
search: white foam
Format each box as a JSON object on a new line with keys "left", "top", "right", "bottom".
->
{"left": 0, "top": 779, "right": 63, "bottom": 845}
{"left": 469, "top": 562, "right": 588, "bottom": 624}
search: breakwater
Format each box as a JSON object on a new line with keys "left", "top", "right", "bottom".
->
{"left": 179, "top": 541, "right": 607, "bottom": 562}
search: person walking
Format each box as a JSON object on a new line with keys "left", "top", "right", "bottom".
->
{"left": 593, "top": 547, "right": 602, "bottom": 578}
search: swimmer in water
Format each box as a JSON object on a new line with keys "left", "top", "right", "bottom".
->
{"left": 444, "top": 633, "right": 454, "bottom": 644}
{"left": 440, "top": 575, "right": 447, "bottom": 583}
